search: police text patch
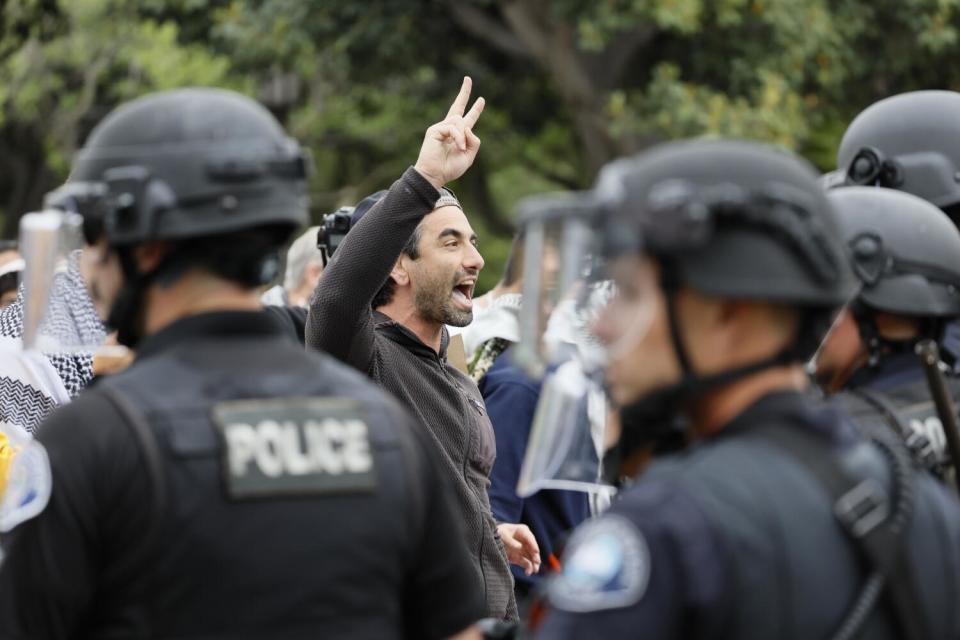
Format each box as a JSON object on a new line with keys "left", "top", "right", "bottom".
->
{"left": 212, "top": 398, "right": 376, "bottom": 499}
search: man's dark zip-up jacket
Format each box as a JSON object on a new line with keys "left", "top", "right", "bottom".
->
{"left": 306, "top": 167, "right": 517, "bottom": 620}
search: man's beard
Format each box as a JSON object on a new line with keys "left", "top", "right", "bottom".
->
{"left": 414, "top": 268, "right": 474, "bottom": 327}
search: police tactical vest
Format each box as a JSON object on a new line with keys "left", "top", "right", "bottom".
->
{"left": 837, "top": 376, "right": 960, "bottom": 477}
{"left": 92, "top": 330, "right": 430, "bottom": 639}
{"left": 641, "top": 419, "right": 960, "bottom": 640}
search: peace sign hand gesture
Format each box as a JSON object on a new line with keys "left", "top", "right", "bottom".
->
{"left": 414, "top": 76, "right": 486, "bottom": 190}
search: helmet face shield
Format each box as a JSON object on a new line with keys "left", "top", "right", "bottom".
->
{"left": 514, "top": 193, "right": 596, "bottom": 378}
{"left": 514, "top": 191, "right": 652, "bottom": 378}
{"left": 513, "top": 190, "right": 652, "bottom": 499}
{"left": 516, "top": 358, "right": 615, "bottom": 498}
{"left": 589, "top": 255, "right": 658, "bottom": 365}
{"left": 513, "top": 254, "right": 658, "bottom": 499}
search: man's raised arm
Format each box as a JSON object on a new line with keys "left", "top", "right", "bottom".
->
{"left": 305, "top": 76, "right": 485, "bottom": 371}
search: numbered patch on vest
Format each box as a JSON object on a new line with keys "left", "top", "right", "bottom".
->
{"left": 898, "top": 402, "right": 949, "bottom": 463}
{"left": 211, "top": 398, "right": 376, "bottom": 499}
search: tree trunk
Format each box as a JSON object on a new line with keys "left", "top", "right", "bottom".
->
{"left": 460, "top": 153, "right": 514, "bottom": 236}
{"left": 450, "top": 0, "right": 653, "bottom": 178}
{"left": 0, "top": 123, "right": 60, "bottom": 239}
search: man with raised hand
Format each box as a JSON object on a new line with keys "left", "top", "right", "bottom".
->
{"left": 307, "top": 78, "right": 538, "bottom": 620}
{"left": 0, "top": 87, "right": 485, "bottom": 640}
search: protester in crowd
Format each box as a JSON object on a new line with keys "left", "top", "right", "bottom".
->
{"left": 0, "top": 240, "right": 19, "bottom": 270}
{"left": 283, "top": 225, "right": 325, "bottom": 307}
{"left": 0, "top": 86, "right": 485, "bottom": 640}
{"left": 0, "top": 257, "right": 23, "bottom": 309}
{"left": 0, "top": 246, "right": 105, "bottom": 433}
{"left": 261, "top": 225, "right": 323, "bottom": 307}
{"left": 307, "top": 77, "right": 539, "bottom": 621}
{"left": 261, "top": 194, "right": 390, "bottom": 345}
{"left": 464, "top": 231, "right": 524, "bottom": 373}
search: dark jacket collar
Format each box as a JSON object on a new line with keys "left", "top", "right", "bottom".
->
{"left": 847, "top": 352, "right": 923, "bottom": 392}
{"left": 135, "top": 310, "right": 288, "bottom": 361}
{"left": 718, "top": 388, "right": 857, "bottom": 446}
{"left": 373, "top": 310, "right": 450, "bottom": 361}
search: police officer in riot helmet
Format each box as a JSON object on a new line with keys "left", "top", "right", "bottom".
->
{"left": 517, "top": 139, "right": 960, "bottom": 638}
{"left": 813, "top": 187, "right": 960, "bottom": 480}
{"left": 0, "top": 88, "right": 485, "bottom": 640}
{"left": 836, "top": 91, "right": 960, "bottom": 215}
{"left": 835, "top": 90, "right": 960, "bottom": 370}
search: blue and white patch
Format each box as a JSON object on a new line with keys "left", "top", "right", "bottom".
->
{"left": 549, "top": 514, "right": 650, "bottom": 612}
{"left": 0, "top": 440, "right": 52, "bottom": 533}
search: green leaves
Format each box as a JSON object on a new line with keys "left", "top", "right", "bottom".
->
{"left": 5, "top": 0, "right": 960, "bottom": 283}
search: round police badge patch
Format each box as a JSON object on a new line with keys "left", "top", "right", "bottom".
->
{"left": 549, "top": 514, "right": 651, "bottom": 612}
{"left": 0, "top": 440, "right": 52, "bottom": 533}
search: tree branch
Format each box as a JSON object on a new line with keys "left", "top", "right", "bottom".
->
{"left": 447, "top": 2, "right": 532, "bottom": 59}
{"left": 499, "top": 0, "right": 620, "bottom": 175}
{"left": 460, "top": 154, "right": 515, "bottom": 235}
{"left": 584, "top": 26, "right": 656, "bottom": 91}
{"left": 517, "top": 155, "right": 582, "bottom": 190}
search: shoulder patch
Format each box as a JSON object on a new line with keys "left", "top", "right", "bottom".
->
{"left": 211, "top": 397, "right": 377, "bottom": 499}
{"left": 549, "top": 513, "right": 651, "bottom": 612}
{"left": 0, "top": 440, "right": 52, "bottom": 532}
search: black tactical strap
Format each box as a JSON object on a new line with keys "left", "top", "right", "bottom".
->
{"left": 756, "top": 424, "right": 929, "bottom": 640}
{"left": 839, "top": 387, "right": 943, "bottom": 475}
{"left": 101, "top": 387, "right": 167, "bottom": 515}
{"left": 850, "top": 387, "right": 931, "bottom": 459}
{"left": 99, "top": 386, "right": 169, "bottom": 600}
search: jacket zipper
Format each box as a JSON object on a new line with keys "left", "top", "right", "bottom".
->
{"left": 437, "top": 352, "right": 491, "bottom": 610}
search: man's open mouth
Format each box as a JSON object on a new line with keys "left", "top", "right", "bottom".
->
{"left": 452, "top": 280, "right": 475, "bottom": 309}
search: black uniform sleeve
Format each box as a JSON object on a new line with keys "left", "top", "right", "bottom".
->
{"left": 305, "top": 167, "right": 438, "bottom": 372}
{"left": 0, "top": 391, "right": 152, "bottom": 639}
{"left": 403, "top": 418, "right": 486, "bottom": 639}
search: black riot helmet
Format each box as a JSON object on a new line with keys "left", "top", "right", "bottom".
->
{"left": 596, "top": 139, "right": 858, "bottom": 400}
{"left": 64, "top": 87, "right": 310, "bottom": 245}
{"left": 830, "top": 187, "right": 960, "bottom": 318}
{"left": 837, "top": 91, "right": 960, "bottom": 212}
{"left": 515, "top": 139, "right": 859, "bottom": 492}
{"left": 47, "top": 88, "right": 312, "bottom": 346}
{"left": 597, "top": 138, "right": 858, "bottom": 309}
{"left": 828, "top": 187, "right": 960, "bottom": 362}
{"left": 517, "top": 139, "right": 859, "bottom": 374}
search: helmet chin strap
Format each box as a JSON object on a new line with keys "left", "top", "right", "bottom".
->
{"left": 661, "top": 265, "right": 803, "bottom": 403}
{"left": 611, "top": 266, "right": 813, "bottom": 475}
{"left": 106, "top": 240, "right": 283, "bottom": 348}
{"left": 106, "top": 247, "right": 157, "bottom": 349}
{"left": 657, "top": 285, "right": 799, "bottom": 410}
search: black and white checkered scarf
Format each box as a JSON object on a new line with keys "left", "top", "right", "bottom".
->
{"left": 0, "top": 251, "right": 105, "bottom": 433}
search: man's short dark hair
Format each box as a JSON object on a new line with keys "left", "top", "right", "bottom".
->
{"left": 371, "top": 225, "right": 423, "bottom": 309}
{"left": 153, "top": 225, "right": 292, "bottom": 289}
